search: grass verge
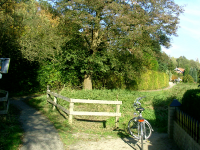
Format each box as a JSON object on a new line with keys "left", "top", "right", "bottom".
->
{"left": 0, "top": 104, "right": 23, "bottom": 150}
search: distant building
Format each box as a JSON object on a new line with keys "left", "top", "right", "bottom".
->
{"left": 174, "top": 67, "right": 185, "bottom": 74}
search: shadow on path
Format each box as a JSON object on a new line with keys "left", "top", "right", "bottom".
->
{"left": 10, "top": 96, "right": 65, "bottom": 150}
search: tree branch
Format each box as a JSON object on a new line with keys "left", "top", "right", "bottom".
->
{"left": 0, "top": 0, "right": 8, "bottom": 8}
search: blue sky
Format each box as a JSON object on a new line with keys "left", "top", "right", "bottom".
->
{"left": 162, "top": 0, "right": 200, "bottom": 61}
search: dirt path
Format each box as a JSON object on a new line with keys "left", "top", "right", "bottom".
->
{"left": 10, "top": 96, "right": 65, "bottom": 150}
{"left": 68, "top": 132, "right": 179, "bottom": 150}
{"left": 140, "top": 82, "right": 176, "bottom": 92}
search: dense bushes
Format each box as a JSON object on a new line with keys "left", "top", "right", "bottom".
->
{"left": 183, "top": 74, "right": 194, "bottom": 83}
{"left": 137, "top": 70, "right": 169, "bottom": 90}
{"left": 181, "top": 89, "right": 200, "bottom": 121}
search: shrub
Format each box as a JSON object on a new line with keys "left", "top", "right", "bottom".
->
{"left": 183, "top": 74, "right": 194, "bottom": 83}
{"left": 181, "top": 89, "right": 200, "bottom": 121}
{"left": 137, "top": 70, "right": 169, "bottom": 90}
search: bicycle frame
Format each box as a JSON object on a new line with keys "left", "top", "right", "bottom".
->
{"left": 132, "top": 97, "right": 154, "bottom": 140}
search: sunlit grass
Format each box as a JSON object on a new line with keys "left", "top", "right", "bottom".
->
{"left": 24, "top": 83, "right": 199, "bottom": 146}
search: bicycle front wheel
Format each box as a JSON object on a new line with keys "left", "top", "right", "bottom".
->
{"left": 128, "top": 117, "right": 140, "bottom": 139}
{"left": 128, "top": 118, "right": 152, "bottom": 140}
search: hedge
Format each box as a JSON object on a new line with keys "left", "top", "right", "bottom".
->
{"left": 137, "top": 70, "right": 169, "bottom": 90}
{"left": 181, "top": 89, "right": 200, "bottom": 121}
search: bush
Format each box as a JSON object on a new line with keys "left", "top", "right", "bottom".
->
{"left": 183, "top": 74, "right": 194, "bottom": 83}
{"left": 181, "top": 89, "right": 200, "bottom": 121}
{"left": 137, "top": 70, "right": 169, "bottom": 90}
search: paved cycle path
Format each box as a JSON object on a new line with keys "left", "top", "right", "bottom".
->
{"left": 68, "top": 133, "right": 180, "bottom": 150}
{"left": 10, "top": 96, "right": 65, "bottom": 150}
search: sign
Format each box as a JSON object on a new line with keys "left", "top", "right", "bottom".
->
{"left": 0, "top": 58, "right": 10, "bottom": 73}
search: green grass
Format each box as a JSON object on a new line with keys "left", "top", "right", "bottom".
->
{"left": 23, "top": 83, "right": 199, "bottom": 146}
{"left": 0, "top": 105, "right": 23, "bottom": 150}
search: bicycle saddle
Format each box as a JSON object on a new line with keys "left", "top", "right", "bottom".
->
{"left": 136, "top": 107, "right": 145, "bottom": 112}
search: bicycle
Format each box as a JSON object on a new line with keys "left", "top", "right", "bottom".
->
{"left": 128, "top": 97, "right": 154, "bottom": 150}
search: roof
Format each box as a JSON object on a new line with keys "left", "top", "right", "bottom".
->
{"left": 174, "top": 68, "right": 185, "bottom": 73}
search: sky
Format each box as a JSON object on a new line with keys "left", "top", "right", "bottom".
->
{"left": 161, "top": 0, "right": 200, "bottom": 61}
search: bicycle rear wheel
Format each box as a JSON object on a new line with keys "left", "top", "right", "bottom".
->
{"left": 144, "top": 120, "right": 152, "bottom": 139}
{"left": 128, "top": 118, "right": 152, "bottom": 140}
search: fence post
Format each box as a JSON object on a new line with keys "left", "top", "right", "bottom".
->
{"left": 69, "top": 99, "right": 74, "bottom": 124}
{"left": 115, "top": 95, "right": 120, "bottom": 128}
{"left": 168, "top": 99, "right": 181, "bottom": 139}
{"left": 53, "top": 97, "right": 57, "bottom": 110}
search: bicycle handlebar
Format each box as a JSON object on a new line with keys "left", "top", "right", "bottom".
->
{"left": 133, "top": 96, "right": 146, "bottom": 107}
{"left": 136, "top": 96, "right": 146, "bottom": 101}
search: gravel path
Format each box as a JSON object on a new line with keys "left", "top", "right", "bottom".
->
{"left": 68, "top": 133, "right": 180, "bottom": 150}
{"left": 10, "top": 96, "right": 65, "bottom": 150}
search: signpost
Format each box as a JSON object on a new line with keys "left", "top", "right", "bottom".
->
{"left": 0, "top": 58, "right": 10, "bottom": 115}
{"left": 0, "top": 58, "right": 10, "bottom": 79}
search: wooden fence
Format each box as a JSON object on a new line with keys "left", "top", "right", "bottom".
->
{"left": 0, "top": 90, "right": 9, "bottom": 115}
{"left": 175, "top": 108, "right": 200, "bottom": 145}
{"left": 47, "top": 86, "right": 122, "bottom": 127}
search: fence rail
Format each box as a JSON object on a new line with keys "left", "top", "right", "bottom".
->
{"left": 175, "top": 108, "right": 200, "bottom": 145}
{"left": 47, "top": 86, "right": 122, "bottom": 127}
{"left": 0, "top": 90, "right": 9, "bottom": 115}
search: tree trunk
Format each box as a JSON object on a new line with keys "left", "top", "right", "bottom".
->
{"left": 83, "top": 74, "right": 92, "bottom": 90}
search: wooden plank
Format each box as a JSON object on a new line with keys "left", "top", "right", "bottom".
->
{"left": 0, "top": 110, "right": 7, "bottom": 114}
{"left": 195, "top": 120, "right": 198, "bottom": 142}
{"left": 71, "top": 111, "right": 121, "bottom": 117}
{"left": 71, "top": 99, "right": 122, "bottom": 105}
{"left": 198, "top": 121, "right": 200, "bottom": 144}
{"left": 6, "top": 99, "right": 9, "bottom": 112}
{"left": 189, "top": 116, "right": 191, "bottom": 136}
{"left": 5, "top": 91, "right": 8, "bottom": 100}
{"left": 186, "top": 114, "right": 189, "bottom": 134}
{"left": 115, "top": 104, "right": 120, "bottom": 128}
{"left": 53, "top": 97, "right": 57, "bottom": 110}
{"left": 69, "top": 101, "right": 74, "bottom": 124}
{"left": 47, "top": 99, "right": 69, "bottom": 114}
{"left": 0, "top": 90, "right": 7, "bottom": 94}
{"left": 0, "top": 97, "right": 7, "bottom": 102}
{"left": 183, "top": 112, "right": 185, "bottom": 130}
{"left": 47, "top": 91, "right": 70, "bottom": 102}
{"left": 191, "top": 117, "right": 193, "bottom": 138}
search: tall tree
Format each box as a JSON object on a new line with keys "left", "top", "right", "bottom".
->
{"left": 56, "top": 0, "right": 183, "bottom": 89}
{"left": 176, "top": 56, "right": 190, "bottom": 69}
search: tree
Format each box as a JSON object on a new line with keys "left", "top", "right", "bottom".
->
{"left": 189, "top": 67, "right": 197, "bottom": 83}
{"left": 56, "top": 0, "right": 183, "bottom": 89}
{"left": 176, "top": 56, "right": 190, "bottom": 69}
{"left": 192, "top": 68, "right": 197, "bottom": 83}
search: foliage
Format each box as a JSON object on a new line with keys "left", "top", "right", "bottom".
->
{"left": 0, "top": 0, "right": 184, "bottom": 92}
{"left": 156, "top": 51, "right": 175, "bottom": 72}
{"left": 181, "top": 89, "right": 200, "bottom": 121}
{"left": 56, "top": 0, "right": 183, "bottom": 89}
{"left": 137, "top": 70, "right": 169, "bottom": 90}
{"left": 198, "top": 70, "right": 200, "bottom": 84}
{"left": 182, "top": 74, "right": 194, "bottom": 83}
{"left": 177, "top": 56, "right": 190, "bottom": 69}
{"left": 0, "top": 105, "right": 23, "bottom": 150}
{"left": 189, "top": 67, "right": 197, "bottom": 83}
